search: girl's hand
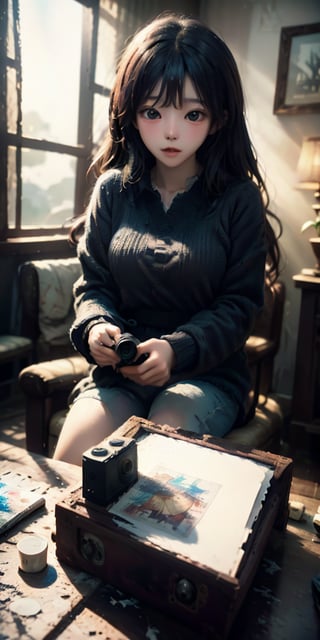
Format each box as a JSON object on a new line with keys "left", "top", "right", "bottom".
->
{"left": 120, "top": 338, "right": 176, "bottom": 386}
{"left": 88, "top": 322, "right": 121, "bottom": 368}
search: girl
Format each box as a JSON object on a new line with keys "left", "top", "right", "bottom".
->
{"left": 54, "top": 13, "right": 281, "bottom": 465}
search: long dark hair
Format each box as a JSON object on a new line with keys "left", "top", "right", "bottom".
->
{"left": 71, "top": 13, "right": 281, "bottom": 280}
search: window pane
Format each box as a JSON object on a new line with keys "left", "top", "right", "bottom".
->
{"left": 96, "top": 1, "right": 117, "bottom": 88}
{"left": 8, "top": 147, "right": 17, "bottom": 229}
{"left": 21, "top": 150, "right": 76, "bottom": 228}
{"left": 7, "top": 0, "right": 15, "bottom": 59}
{"left": 93, "top": 94, "right": 109, "bottom": 147}
{"left": 7, "top": 67, "right": 18, "bottom": 134}
{"left": 19, "top": 0, "right": 82, "bottom": 145}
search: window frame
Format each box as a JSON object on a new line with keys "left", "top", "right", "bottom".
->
{"left": 0, "top": 0, "right": 100, "bottom": 241}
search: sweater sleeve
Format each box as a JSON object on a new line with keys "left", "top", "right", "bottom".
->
{"left": 70, "top": 172, "right": 126, "bottom": 358}
{"left": 162, "top": 182, "right": 267, "bottom": 376}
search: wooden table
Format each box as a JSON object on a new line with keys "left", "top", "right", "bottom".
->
{"left": 1, "top": 441, "right": 320, "bottom": 639}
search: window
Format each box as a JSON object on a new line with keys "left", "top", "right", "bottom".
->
{"left": 0, "top": 0, "right": 197, "bottom": 241}
{"left": 1, "top": 0, "right": 144, "bottom": 239}
{"left": 1, "top": 0, "right": 98, "bottom": 238}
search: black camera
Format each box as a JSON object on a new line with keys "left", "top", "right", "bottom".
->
{"left": 114, "top": 332, "right": 147, "bottom": 366}
{"left": 82, "top": 437, "right": 138, "bottom": 506}
{"left": 114, "top": 332, "right": 140, "bottom": 365}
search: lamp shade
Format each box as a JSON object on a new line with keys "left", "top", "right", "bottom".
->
{"left": 297, "top": 137, "right": 320, "bottom": 189}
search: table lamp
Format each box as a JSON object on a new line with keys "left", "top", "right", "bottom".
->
{"left": 297, "top": 136, "right": 320, "bottom": 275}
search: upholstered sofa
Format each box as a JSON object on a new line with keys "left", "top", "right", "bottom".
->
{"left": 18, "top": 258, "right": 285, "bottom": 457}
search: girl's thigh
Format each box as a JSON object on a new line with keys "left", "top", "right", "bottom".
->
{"left": 54, "top": 386, "right": 146, "bottom": 465}
{"left": 148, "top": 381, "right": 239, "bottom": 437}
{"left": 72, "top": 385, "right": 147, "bottom": 429}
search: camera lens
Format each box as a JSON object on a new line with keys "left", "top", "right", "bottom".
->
{"left": 120, "top": 458, "right": 133, "bottom": 475}
{"left": 115, "top": 333, "right": 139, "bottom": 364}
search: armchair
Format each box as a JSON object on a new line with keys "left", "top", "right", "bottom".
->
{"left": 17, "top": 257, "right": 89, "bottom": 454}
{"left": 18, "top": 258, "right": 285, "bottom": 457}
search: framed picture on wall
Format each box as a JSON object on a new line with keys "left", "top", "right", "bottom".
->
{"left": 273, "top": 23, "right": 320, "bottom": 115}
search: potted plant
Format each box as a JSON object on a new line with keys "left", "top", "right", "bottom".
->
{"left": 301, "top": 214, "right": 320, "bottom": 271}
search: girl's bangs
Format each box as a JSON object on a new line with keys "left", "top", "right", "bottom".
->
{"left": 137, "top": 54, "right": 188, "bottom": 108}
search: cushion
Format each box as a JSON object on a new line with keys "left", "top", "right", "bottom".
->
{"left": 0, "top": 335, "right": 32, "bottom": 362}
{"left": 33, "top": 258, "right": 81, "bottom": 346}
{"left": 226, "top": 395, "right": 282, "bottom": 450}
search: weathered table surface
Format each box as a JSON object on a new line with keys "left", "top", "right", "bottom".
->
{"left": 0, "top": 439, "right": 320, "bottom": 640}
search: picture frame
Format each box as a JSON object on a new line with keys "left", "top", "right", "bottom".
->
{"left": 273, "top": 23, "right": 320, "bottom": 115}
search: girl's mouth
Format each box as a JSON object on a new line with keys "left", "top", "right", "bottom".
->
{"left": 161, "top": 147, "right": 181, "bottom": 155}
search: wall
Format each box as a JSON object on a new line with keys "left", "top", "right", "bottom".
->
{"left": 200, "top": 0, "right": 320, "bottom": 397}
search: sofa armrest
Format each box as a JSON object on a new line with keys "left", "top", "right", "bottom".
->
{"left": 245, "top": 336, "right": 275, "bottom": 363}
{"left": 19, "top": 355, "right": 90, "bottom": 397}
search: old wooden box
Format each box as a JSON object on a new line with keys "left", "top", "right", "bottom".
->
{"left": 55, "top": 417, "right": 293, "bottom": 639}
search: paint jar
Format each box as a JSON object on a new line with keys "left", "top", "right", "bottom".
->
{"left": 17, "top": 535, "right": 48, "bottom": 573}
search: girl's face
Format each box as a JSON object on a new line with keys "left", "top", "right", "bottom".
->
{"left": 135, "top": 76, "right": 213, "bottom": 174}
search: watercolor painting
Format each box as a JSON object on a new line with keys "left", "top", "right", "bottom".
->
{"left": 119, "top": 467, "right": 221, "bottom": 537}
{"left": 0, "top": 480, "right": 45, "bottom": 534}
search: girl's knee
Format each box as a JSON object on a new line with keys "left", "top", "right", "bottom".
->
{"left": 149, "top": 381, "right": 239, "bottom": 437}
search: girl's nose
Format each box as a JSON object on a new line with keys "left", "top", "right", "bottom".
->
{"left": 166, "top": 132, "right": 177, "bottom": 140}
{"left": 164, "top": 112, "right": 179, "bottom": 140}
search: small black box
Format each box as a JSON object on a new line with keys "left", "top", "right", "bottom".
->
{"left": 82, "top": 436, "right": 138, "bottom": 506}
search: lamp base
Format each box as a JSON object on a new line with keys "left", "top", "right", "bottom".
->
{"left": 301, "top": 267, "right": 320, "bottom": 277}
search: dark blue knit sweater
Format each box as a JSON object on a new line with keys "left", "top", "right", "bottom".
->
{"left": 70, "top": 169, "right": 267, "bottom": 426}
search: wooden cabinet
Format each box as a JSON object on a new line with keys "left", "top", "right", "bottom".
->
{"left": 291, "top": 273, "right": 320, "bottom": 435}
